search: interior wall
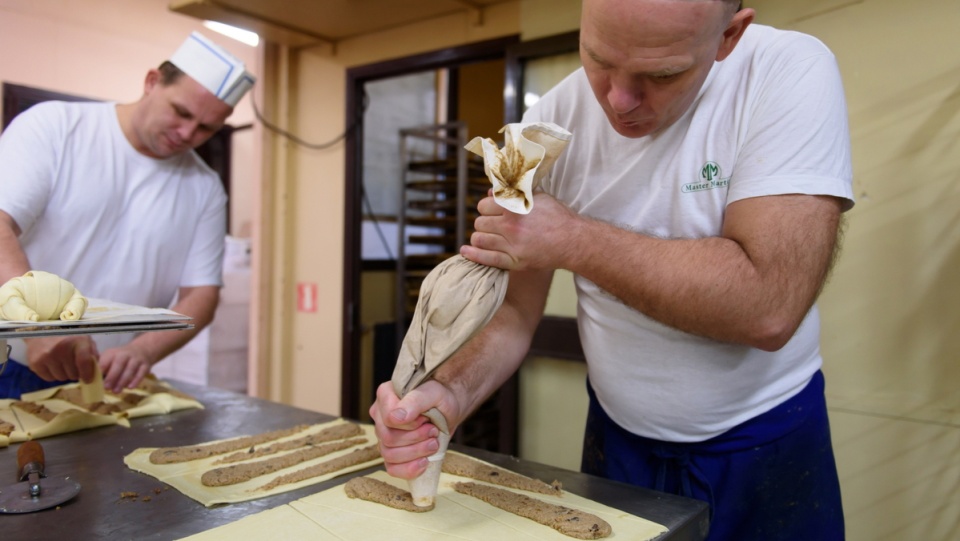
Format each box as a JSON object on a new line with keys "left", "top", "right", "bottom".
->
{"left": 750, "top": 0, "right": 960, "bottom": 539}
{"left": 256, "top": 2, "right": 521, "bottom": 413}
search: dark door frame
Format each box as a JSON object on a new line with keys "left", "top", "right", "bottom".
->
{"left": 340, "top": 35, "right": 520, "bottom": 420}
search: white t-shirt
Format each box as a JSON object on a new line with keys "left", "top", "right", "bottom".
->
{"left": 0, "top": 101, "right": 227, "bottom": 359}
{"left": 523, "top": 24, "right": 854, "bottom": 441}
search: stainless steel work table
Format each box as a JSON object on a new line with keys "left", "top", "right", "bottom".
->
{"left": 1, "top": 381, "right": 709, "bottom": 541}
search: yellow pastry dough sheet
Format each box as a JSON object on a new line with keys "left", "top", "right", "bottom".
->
{"left": 179, "top": 452, "right": 669, "bottom": 541}
{"left": 0, "top": 377, "right": 202, "bottom": 447}
{"left": 124, "top": 419, "right": 383, "bottom": 507}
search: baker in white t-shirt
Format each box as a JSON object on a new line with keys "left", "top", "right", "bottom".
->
{"left": 371, "top": 2, "right": 852, "bottom": 540}
{"left": 0, "top": 33, "right": 255, "bottom": 397}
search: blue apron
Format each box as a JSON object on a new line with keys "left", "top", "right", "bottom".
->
{"left": 0, "top": 357, "right": 70, "bottom": 399}
{"left": 582, "top": 370, "right": 844, "bottom": 541}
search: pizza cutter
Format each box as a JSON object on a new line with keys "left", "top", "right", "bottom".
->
{"left": 0, "top": 441, "right": 81, "bottom": 513}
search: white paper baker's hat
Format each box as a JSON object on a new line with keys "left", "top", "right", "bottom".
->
{"left": 169, "top": 32, "right": 255, "bottom": 107}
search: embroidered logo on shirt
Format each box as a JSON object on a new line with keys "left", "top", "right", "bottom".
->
{"left": 682, "top": 161, "right": 729, "bottom": 193}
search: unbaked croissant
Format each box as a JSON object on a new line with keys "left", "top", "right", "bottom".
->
{"left": 0, "top": 270, "right": 88, "bottom": 321}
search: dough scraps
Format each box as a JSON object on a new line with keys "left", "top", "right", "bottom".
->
{"left": 442, "top": 451, "right": 562, "bottom": 495}
{"left": 454, "top": 481, "right": 611, "bottom": 539}
{"left": 124, "top": 419, "right": 383, "bottom": 507}
{"left": 344, "top": 475, "right": 432, "bottom": 512}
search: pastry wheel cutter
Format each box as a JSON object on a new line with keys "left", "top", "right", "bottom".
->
{"left": 0, "top": 441, "right": 81, "bottom": 513}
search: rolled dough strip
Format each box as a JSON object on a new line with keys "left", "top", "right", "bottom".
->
{"left": 256, "top": 444, "right": 381, "bottom": 492}
{"left": 12, "top": 401, "right": 57, "bottom": 422}
{"left": 453, "top": 482, "right": 612, "bottom": 540}
{"left": 149, "top": 425, "right": 311, "bottom": 464}
{"left": 344, "top": 475, "right": 433, "bottom": 512}
{"left": 213, "top": 422, "right": 364, "bottom": 465}
{"left": 442, "top": 453, "right": 562, "bottom": 495}
{"left": 201, "top": 437, "right": 367, "bottom": 487}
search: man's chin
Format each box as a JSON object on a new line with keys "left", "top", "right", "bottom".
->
{"left": 607, "top": 116, "right": 657, "bottom": 138}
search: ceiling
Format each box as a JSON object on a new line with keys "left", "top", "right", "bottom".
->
{"left": 170, "top": 0, "right": 515, "bottom": 48}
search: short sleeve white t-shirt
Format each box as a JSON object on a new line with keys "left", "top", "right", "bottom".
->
{"left": 523, "top": 25, "right": 854, "bottom": 441}
{"left": 0, "top": 101, "right": 227, "bottom": 358}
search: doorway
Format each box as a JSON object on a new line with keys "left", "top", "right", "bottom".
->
{"left": 341, "top": 30, "right": 584, "bottom": 457}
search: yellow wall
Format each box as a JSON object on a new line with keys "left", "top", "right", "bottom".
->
{"left": 253, "top": 3, "right": 523, "bottom": 413}
{"left": 756, "top": 1, "right": 960, "bottom": 538}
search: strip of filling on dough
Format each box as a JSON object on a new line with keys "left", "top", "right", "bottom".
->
{"left": 52, "top": 388, "right": 125, "bottom": 415}
{"left": 149, "top": 424, "right": 312, "bottom": 464}
{"left": 136, "top": 377, "right": 195, "bottom": 401}
{"left": 255, "top": 444, "right": 381, "bottom": 492}
{"left": 453, "top": 482, "right": 612, "bottom": 540}
{"left": 0, "top": 420, "right": 14, "bottom": 436}
{"left": 201, "top": 437, "right": 367, "bottom": 487}
{"left": 344, "top": 476, "right": 433, "bottom": 512}
{"left": 213, "top": 422, "right": 364, "bottom": 465}
{"left": 442, "top": 452, "right": 562, "bottom": 495}
{"left": 12, "top": 401, "right": 57, "bottom": 422}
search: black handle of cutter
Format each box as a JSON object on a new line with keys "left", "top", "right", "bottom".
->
{"left": 17, "top": 440, "right": 45, "bottom": 482}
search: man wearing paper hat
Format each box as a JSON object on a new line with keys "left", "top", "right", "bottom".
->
{"left": 0, "top": 33, "right": 255, "bottom": 398}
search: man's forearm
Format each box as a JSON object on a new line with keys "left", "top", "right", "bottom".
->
{"left": 433, "top": 268, "right": 552, "bottom": 426}
{"left": 126, "top": 285, "right": 220, "bottom": 365}
{"left": 563, "top": 195, "right": 842, "bottom": 350}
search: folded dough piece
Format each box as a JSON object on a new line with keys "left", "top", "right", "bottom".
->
{"left": 465, "top": 122, "right": 572, "bottom": 215}
{"left": 0, "top": 270, "right": 88, "bottom": 321}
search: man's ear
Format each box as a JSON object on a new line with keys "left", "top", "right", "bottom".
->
{"left": 143, "top": 69, "right": 161, "bottom": 95}
{"left": 716, "top": 8, "right": 755, "bottom": 61}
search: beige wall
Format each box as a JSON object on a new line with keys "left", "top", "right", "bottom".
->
{"left": 756, "top": 1, "right": 960, "bottom": 539}
{"left": 253, "top": 2, "right": 523, "bottom": 414}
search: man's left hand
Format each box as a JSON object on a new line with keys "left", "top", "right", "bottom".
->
{"left": 100, "top": 345, "right": 153, "bottom": 393}
{"left": 461, "top": 192, "right": 580, "bottom": 271}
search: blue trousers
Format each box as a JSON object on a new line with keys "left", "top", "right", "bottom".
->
{"left": 581, "top": 370, "right": 844, "bottom": 541}
{"left": 0, "top": 358, "right": 70, "bottom": 399}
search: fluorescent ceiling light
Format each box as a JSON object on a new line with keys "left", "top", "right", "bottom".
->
{"left": 203, "top": 21, "right": 259, "bottom": 47}
{"left": 524, "top": 92, "right": 541, "bottom": 108}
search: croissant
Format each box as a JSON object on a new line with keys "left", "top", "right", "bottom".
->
{"left": 0, "top": 270, "right": 88, "bottom": 322}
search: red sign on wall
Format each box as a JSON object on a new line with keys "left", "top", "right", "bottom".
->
{"left": 297, "top": 282, "right": 318, "bottom": 313}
